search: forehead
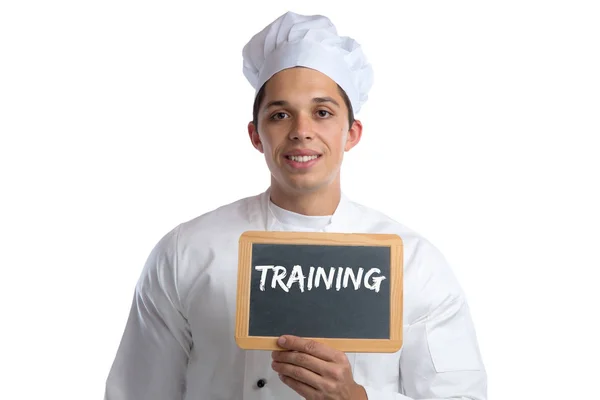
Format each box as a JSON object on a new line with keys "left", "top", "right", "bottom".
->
{"left": 263, "top": 67, "right": 342, "bottom": 100}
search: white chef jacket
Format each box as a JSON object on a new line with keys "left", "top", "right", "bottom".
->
{"left": 104, "top": 188, "right": 487, "bottom": 399}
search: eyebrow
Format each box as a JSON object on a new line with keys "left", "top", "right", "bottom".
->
{"left": 264, "top": 96, "right": 341, "bottom": 111}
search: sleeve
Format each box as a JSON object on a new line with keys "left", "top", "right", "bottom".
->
{"left": 361, "top": 239, "right": 487, "bottom": 400}
{"left": 104, "top": 225, "right": 192, "bottom": 400}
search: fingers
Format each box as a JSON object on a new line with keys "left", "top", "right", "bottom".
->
{"left": 272, "top": 356, "right": 326, "bottom": 390}
{"left": 276, "top": 335, "right": 344, "bottom": 363}
{"left": 272, "top": 348, "right": 329, "bottom": 376}
{"left": 271, "top": 335, "right": 353, "bottom": 396}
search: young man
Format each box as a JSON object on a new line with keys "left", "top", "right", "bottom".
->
{"left": 105, "top": 11, "right": 487, "bottom": 400}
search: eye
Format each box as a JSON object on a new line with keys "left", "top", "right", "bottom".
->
{"left": 316, "top": 110, "right": 332, "bottom": 118}
{"left": 270, "top": 112, "right": 289, "bottom": 120}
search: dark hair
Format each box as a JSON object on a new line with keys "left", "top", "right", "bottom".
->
{"left": 252, "top": 80, "right": 355, "bottom": 130}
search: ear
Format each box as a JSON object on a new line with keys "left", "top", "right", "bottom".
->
{"left": 344, "top": 119, "right": 363, "bottom": 152}
{"left": 248, "top": 121, "right": 264, "bottom": 153}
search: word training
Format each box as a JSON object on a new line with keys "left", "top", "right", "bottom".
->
{"left": 254, "top": 265, "right": 386, "bottom": 293}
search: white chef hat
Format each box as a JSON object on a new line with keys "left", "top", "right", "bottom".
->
{"left": 242, "top": 11, "right": 373, "bottom": 114}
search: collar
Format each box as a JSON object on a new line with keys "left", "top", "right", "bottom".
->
{"left": 256, "top": 187, "right": 356, "bottom": 233}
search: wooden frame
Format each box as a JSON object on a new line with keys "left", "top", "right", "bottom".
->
{"left": 235, "top": 230, "right": 403, "bottom": 353}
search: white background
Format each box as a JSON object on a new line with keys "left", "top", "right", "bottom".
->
{"left": 1, "top": 1, "right": 599, "bottom": 398}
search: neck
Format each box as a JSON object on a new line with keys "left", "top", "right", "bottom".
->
{"left": 269, "top": 180, "right": 341, "bottom": 216}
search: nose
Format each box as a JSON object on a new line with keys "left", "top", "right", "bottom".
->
{"left": 288, "top": 113, "right": 313, "bottom": 141}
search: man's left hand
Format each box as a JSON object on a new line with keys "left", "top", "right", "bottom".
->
{"left": 271, "top": 335, "right": 367, "bottom": 400}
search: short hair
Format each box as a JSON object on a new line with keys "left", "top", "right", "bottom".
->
{"left": 252, "top": 80, "right": 355, "bottom": 131}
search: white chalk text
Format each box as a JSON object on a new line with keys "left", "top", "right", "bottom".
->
{"left": 254, "top": 265, "right": 386, "bottom": 293}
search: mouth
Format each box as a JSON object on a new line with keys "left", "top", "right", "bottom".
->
{"left": 284, "top": 154, "right": 322, "bottom": 163}
{"left": 282, "top": 153, "right": 322, "bottom": 169}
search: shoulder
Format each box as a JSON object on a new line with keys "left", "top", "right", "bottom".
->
{"left": 142, "top": 191, "right": 262, "bottom": 269}
{"left": 345, "top": 197, "right": 425, "bottom": 244}
{"left": 346, "top": 198, "right": 464, "bottom": 320}
{"left": 345, "top": 198, "right": 452, "bottom": 277}
{"left": 177, "top": 192, "right": 261, "bottom": 242}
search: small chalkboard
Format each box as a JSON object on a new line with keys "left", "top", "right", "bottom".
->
{"left": 235, "top": 231, "right": 403, "bottom": 352}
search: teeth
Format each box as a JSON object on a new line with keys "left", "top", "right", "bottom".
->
{"left": 288, "top": 155, "right": 319, "bottom": 162}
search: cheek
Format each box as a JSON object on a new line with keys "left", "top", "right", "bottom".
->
{"left": 258, "top": 134, "right": 276, "bottom": 154}
{"left": 262, "top": 139, "right": 284, "bottom": 162}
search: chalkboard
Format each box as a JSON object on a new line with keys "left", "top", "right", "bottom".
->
{"left": 235, "top": 231, "right": 403, "bottom": 352}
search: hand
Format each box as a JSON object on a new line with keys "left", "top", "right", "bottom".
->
{"left": 271, "top": 335, "right": 367, "bottom": 400}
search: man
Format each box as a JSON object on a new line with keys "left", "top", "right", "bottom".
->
{"left": 105, "top": 11, "right": 487, "bottom": 400}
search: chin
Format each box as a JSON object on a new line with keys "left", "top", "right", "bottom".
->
{"left": 280, "top": 176, "right": 331, "bottom": 194}
{"left": 269, "top": 164, "right": 337, "bottom": 194}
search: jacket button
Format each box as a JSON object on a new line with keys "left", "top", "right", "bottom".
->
{"left": 257, "top": 379, "right": 266, "bottom": 388}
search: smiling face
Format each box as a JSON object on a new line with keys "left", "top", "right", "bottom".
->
{"left": 248, "top": 67, "right": 362, "bottom": 199}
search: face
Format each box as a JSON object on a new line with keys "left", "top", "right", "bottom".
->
{"left": 248, "top": 67, "right": 362, "bottom": 196}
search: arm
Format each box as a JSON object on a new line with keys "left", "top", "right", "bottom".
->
{"left": 271, "top": 292, "right": 486, "bottom": 400}
{"left": 361, "top": 296, "right": 487, "bottom": 399}
{"left": 268, "top": 238, "right": 487, "bottom": 400}
{"left": 104, "top": 226, "right": 192, "bottom": 400}
{"left": 362, "top": 239, "right": 487, "bottom": 399}
{"left": 271, "top": 294, "right": 486, "bottom": 400}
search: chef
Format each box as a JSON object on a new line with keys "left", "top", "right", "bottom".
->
{"left": 104, "top": 11, "right": 487, "bottom": 400}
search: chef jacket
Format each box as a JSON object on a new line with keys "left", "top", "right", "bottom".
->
{"left": 104, "top": 188, "right": 487, "bottom": 399}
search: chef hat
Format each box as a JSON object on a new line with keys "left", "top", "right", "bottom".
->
{"left": 242, "top": 11, "right": 373, "bottom": 114}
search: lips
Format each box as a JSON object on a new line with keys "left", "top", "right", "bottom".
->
{"left": 282, "top": 150, "right": 322, "bottom": 168}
